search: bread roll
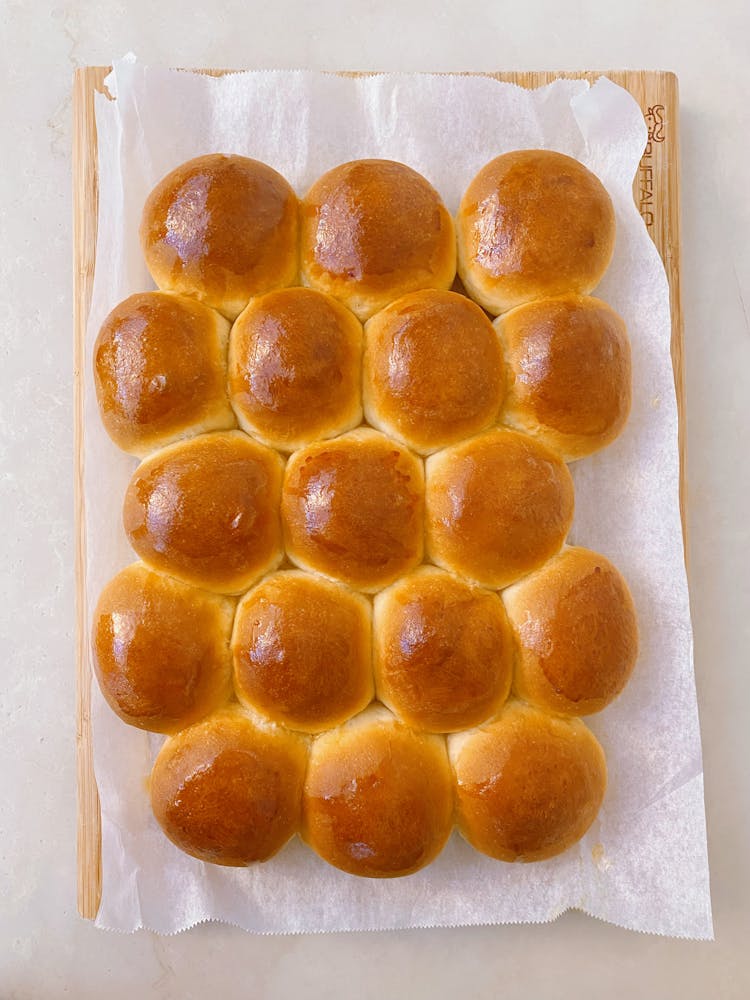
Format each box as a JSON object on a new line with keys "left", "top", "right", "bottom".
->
{"left": 123, "top": 431, "right": 283, "bottom": 594}
{"left": 373, "top": 566, "right": 513, "bottom": 732}
{"left": 150, "top": 706, "right": 308, "bottom": 866}
{"left": 91, "top": 562, "right": 234, "bottom": 733}
{"left": 496, "top": 294, "right": 632, "bottom": 460}
{"left": 94, "top": 291, "right": 235, "bottom": 456}
{"left": 457, "top": 150, "right": 616, "bottom": 315}
{"left": 300, "top": 159, "right": 456, "bottom": 321}
{"left": 425, "top": 428, "right": 574, "bottom": 589}
{"left": 281, "top": 428, "right": 424, "bottom": 592}
{"left": 140, "top": 154, "right": 298, "bottom": 320}
{"left": 502, "top": 546, "right": 638, "bottom": 715}
{"left": 448, "top": 700, "right": 606, "bottom": 862}
{"left": 302, "top": 705, "right": 454, "bottom": 877}
{"left": 232, "top": 570, "right": 373, "bottom": 733}
{"left": 228, "top": 287, "right": 363, "bottom": 451}
{"left": 363, "top": 289, "right": 504, "bottom": 454}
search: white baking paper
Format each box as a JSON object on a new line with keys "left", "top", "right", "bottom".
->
{"left": 83, "top": 55, "right": 712, "bottom": 937}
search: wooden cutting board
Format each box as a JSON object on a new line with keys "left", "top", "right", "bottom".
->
{"left": 73, "top": 66, "right": 684, "bottom": 920}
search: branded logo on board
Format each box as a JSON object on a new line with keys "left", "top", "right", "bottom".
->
{"left": 639, "top": 104, "right": 667, "bottom": 230}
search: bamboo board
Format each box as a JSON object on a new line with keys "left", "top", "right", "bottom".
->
{"left": 73, "top": 67, "right": 684, "bottom": 921}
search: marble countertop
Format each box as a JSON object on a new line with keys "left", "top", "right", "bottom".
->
{"left": 2, "top": 1, "right": 748, "bottom": 996}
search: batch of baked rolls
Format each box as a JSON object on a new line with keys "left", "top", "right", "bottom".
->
{"left": 92, "top": 150, "right": 639, "bottom": 878}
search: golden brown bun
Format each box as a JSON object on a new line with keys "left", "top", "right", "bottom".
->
{"left": 502, "top": 546, "right": 638, "bottom": 715}
{"left": 496, "top": 295, "right": 632, "bottom": 460}
{"left": 232, "top": 570, "right": 373, "bottom": 733}
{"left": 302, "top": 705, "right": 454, "bottom": 877}
{"left": 373, "top": 566, "right": 513, "bottom": 732}
{"left": 93, "top": 292, "right": 235, "bottom": 456}
{"left": 449, "top": 700, "right": 606, "bottom": 862}
{"left": 300, "top": 159, "right": 456, "bottom": 321}
{"left": 150, "top": 705, "right": 308, "bottom": 866}
{"left": 92, "top": 562, "right": 234, "bottom": 733}
{"left": 281, "top": 428, "right": 424, "bottom": 592}
{"left": 228, "top": 287, "right": 363, "bottom": 451}
{"left": 457, "top": 150, "right": 616, "bottom": 315}
{"left": 363, "top": 290, "right": 504, "bottom": 454}
{"left": 140, "top": 155, "right": 298, "bottom": 320}
{"left": 123, "top": 431, "right": 283, "bottom": 594}
{"left": 425, "top": 428, "right": 574, "bottom": 589}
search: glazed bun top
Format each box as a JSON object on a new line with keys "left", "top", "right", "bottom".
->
{"left": 496, "top": 294, "right": 632, "bottom": 460}
{"left": 123, "top": 431, "right": 284, "bottom": 594}
{"left": 457, "top": 150, "right": 615, "bottom": 315}
{"left": 140, "top": 154, "right": 298, "bottom": 320}
{"left": 302, "top": 704, "right": 454, "bottom": 877}
{"left": 300, "top": 159, "right": 456, "bottom": 320}
{"left": 91, "top": 562, "right": 234, "bottom": 733}
{"left": 150, "top": 705, "right": 308, "bottom": 866}
{"left": 232, "top": 570, "right": 373, "bottom": 733}
{"left": 93, "top": 291, "right": 235, "bottom": 456}
{"left": 228, "top": 287, "right": 363, "bottom": 452}
{"left": 449, "top": 700, "right": 607, "bottom": 862}
{"left": 363, "top": 289, "right": 504, "bottom": 454}
{"left": 281, "top": 428, "right": 424, "bottom": 592}
{"left": 374, "top": 566, "right": 513, "bottom": 732}
{"left": 502, "top": 546, "right": 639, "bottom": 716}
{"left": 425, "top": 428, "right": 575, "bottom": 589}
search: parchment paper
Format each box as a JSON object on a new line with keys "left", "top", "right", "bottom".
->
{"left": 83, "top": 55, "right": 712, "bottom": 937}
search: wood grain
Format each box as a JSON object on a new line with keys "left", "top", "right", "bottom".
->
{"left": 72, "top": 66, "right": 683, "bottom": 920}
{"left": 73, "top": 66, "right": 106, "bottom": 921}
